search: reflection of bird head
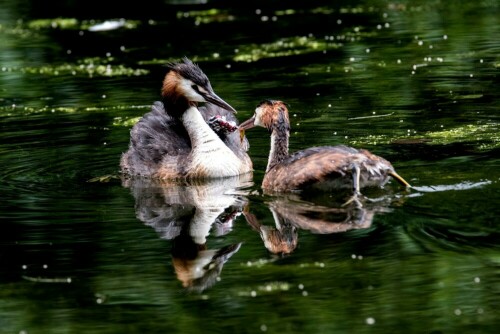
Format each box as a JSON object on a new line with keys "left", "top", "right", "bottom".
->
{"left": 260, "top": 225, "right": 298, "bottom": 255}
{"left": 244, "top": 208, "right": 298, "bottom": 255}
{"left": 172, "top": 242, "right": 242, "bottom": 293}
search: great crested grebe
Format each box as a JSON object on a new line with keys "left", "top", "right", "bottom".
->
{"left": 240, "top": 100, "right": 411, "bottom": 198}
{"left": 120, "top": 57, "right": 252, "bottom": 179}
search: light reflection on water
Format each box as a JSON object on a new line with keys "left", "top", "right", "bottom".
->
{"left": 1, "top": 0, "right": 499, "bottom": 333}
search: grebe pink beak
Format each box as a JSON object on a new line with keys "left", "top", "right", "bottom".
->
{"left": 203, "top": 91, "right": 237, "bottom": 114}
{"left": 239, "top": 115, "right": 256, "bottom": 130}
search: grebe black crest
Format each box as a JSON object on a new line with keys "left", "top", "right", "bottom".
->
{"left": 120, "top": 57, "right": 252, "bottom": 179}
{"left": 240, "top": 100, "right": 410, "bottom": 201}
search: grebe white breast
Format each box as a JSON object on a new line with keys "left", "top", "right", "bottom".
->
{"left": 120, "top": 57, "right": 252, "bottom": 179}
{"left": 239, "top": 100, "right": 410, "bottom": 197}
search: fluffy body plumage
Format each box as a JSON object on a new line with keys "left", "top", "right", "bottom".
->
{"left": 240, "top": 100, "right": 410, "bottom": 193}
{"left": 120, "top": 58, "right": 252, "bottom": 179}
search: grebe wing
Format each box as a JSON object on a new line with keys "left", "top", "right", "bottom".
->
{"left": 264, "top": 146, "right": 360, "bottom": 191}
{"left": 129, "top": 101, "right": 191, "bottom": 163}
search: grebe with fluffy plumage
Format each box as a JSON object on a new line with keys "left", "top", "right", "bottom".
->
{"left": 120, "top": 58, "right": 252, "bottom": 179}
{"left": 240, "top": 100, "right": 410, "bottom": 198}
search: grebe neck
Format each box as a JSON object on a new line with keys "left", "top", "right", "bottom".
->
{"left": 181, "top": 106, "right": 244, "bottom": 178}
{"left": 267, "top": 125, "right": 289, "bottom": 173}
{"left": 181, "top": 106, "right": 222, "bottom": 149}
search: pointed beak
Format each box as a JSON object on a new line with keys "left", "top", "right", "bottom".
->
{"left": 203, "top": 91, "right": 237, "bottom": 114}
{"left": 388, "top": 171, "right": 412, "bottom": 189}
{"left": 239, "top": 115, "right": 256, "bottom": 130}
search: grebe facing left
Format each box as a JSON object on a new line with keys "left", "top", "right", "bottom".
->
{"left": 120, "top": 57, "right": 252, "bottom": 179}
{"left": 240, "top": 100, "right": 410, "bottom": 199}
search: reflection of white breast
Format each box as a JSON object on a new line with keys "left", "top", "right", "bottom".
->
{"left": 188, "top": 176, "right": 249, "bottom": 244}
{"left": 155, "top": 175, "right": 251, "bottom": 244}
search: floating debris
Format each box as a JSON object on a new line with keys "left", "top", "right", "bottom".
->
{"left": 89, "top": 19, "right": 127, "bottom": 32}
{"left": 234, "top": 36, "right": 344, "bottom": 62}
{"left": 350, "top": 123, "right": 499, "bottom": 150}
{"left": 87, "top": 174, "right": 120, "bottom": 183}
{"left": 176, "top": 9, "right": 234, "bottom": 24}
{"left": 112, "top": 116, "right": 142, "bottom": 127}
{"left": 23, "top": 276, "right": 72, "bottom": 283}
{"left": 27, "top": 18, "right": 139, "bottom": 31}
{"left": 28, "top": 18, "right": 79, "bottom": 30}
{"left": 18, "top": 57, "right": 149, "bottom": 77}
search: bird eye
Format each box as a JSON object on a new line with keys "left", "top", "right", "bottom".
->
{"left": 191, "top": 85, "right": 201, "bottom": 93}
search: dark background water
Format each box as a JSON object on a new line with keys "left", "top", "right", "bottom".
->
{"left": 1, "top": 0, "right": 499, "bottom": 333}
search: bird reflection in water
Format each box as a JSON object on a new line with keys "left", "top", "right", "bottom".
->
{"left": 122, "top": 174, "right": 252, "bottom": 292}
{"left": 243, "top": 193, "right": 398, "bottom": 255}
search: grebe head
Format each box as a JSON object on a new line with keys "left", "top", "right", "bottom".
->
{"left": 240, "top": 100, "right": 290, "bottom": 132}
{"left": 161, "top": 57, "right": 236, "bottom": 113}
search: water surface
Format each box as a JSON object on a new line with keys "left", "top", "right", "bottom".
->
{"left": 1, "top": 1, "right": 499, "bottom": 333}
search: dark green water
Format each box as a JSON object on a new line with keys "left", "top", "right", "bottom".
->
{"left": 1, "top": 1, "right": 499, "bottom": 333}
